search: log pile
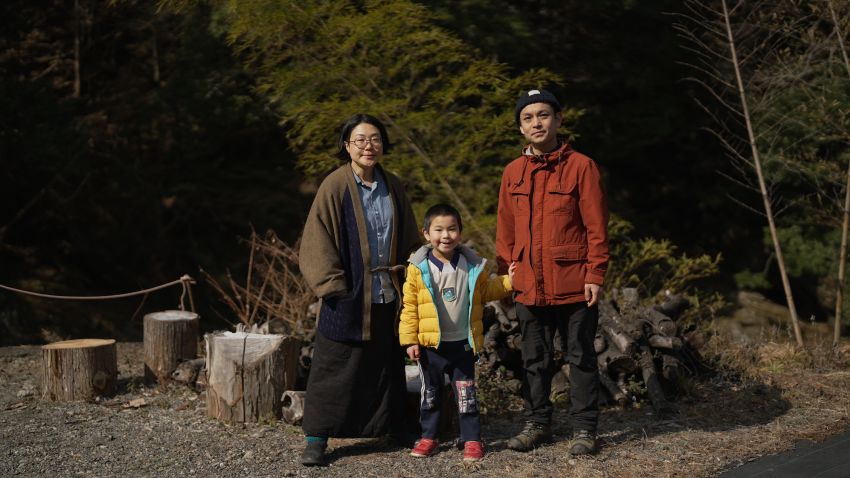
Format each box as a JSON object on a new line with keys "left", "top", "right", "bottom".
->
{"left": 477, "top": 288, "right": 711, "bottom": 414}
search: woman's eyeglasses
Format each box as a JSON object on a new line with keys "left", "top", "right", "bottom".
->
{"left": 347, "top": 137, "right": 383, "bottom": 149}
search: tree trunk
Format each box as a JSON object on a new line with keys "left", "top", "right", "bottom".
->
{"left": 41, "top": 338, "right": 117, "bottom": 401}
{"left": 830, "top": 0, "right": 850, "bottom": 348}
{"left": 205, "top": 332, "right": 301, "bottom": 423}
{"left": 721, "top": 0, "right": 804, "bottom": 347}
{"left": 143, "top": 310, "right": 199, "bottom": 383}
{"left": 151, "top": 22, "right": 160, "bottom": 85}
{"left": 73, "top": 0, "right": 81, "bottom": 98}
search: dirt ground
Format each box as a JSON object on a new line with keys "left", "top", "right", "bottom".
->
{"left": 2, "top": 341, "right": 849, "bottom": 478}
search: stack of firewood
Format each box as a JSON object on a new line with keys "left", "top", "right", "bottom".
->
{"left": 478, "top": 288, "right": 711, "bottom": 415}
{"left": 293, "top": 288, "right": 710, "bottom": 415}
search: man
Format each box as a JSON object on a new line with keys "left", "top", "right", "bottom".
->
{"left": 496, "top": 89, "right": 609, "bottom": 455}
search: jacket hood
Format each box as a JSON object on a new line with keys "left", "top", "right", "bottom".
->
{"left": 408, "top": 244, "right": 485, "bottom": 269}
{"left": 522, "top": 138, "right": 572, "bottom": 163}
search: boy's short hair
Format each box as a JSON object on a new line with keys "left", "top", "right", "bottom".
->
{"left": 423, "top": 204, "right": 463, "bottom": 232}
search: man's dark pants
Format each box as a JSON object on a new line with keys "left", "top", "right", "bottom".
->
{"left": 516, "top": 302, "right": 600, "bottom": 433}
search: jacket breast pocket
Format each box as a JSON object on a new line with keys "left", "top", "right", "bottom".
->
{"left": 547, "top": 183, "right": 577, "bottom": 216}
{"left": 509, "top": 182, "right": 531, "bottom": 215}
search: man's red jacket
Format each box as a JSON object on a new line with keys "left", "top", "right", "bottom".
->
{"left": 496, "top": 142, "right": 609, "bottom": 306}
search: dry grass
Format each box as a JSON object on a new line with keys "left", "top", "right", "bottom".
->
{"left": 475, "top": 324, "right": 850, "bottom": 477}
{"left": 202, "top": 230, "right": 316, "bottom": 340}
{"left": 570, "top": 325, "right": 850, "bottom": 477}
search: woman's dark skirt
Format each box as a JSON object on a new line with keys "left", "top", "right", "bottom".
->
{"left": 301, "top": 302, "right": 407, "bottom": 438}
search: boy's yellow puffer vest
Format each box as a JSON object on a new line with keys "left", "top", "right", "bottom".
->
{"left": 399, "top": 245, "right": 512, "bottom": 353}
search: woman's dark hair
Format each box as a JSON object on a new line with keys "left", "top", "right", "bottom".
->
{"left": 336, "top": 114, "right": 392, "bottom": 161}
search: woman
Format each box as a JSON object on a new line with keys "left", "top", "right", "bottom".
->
{"left": 298, "top": 114, "right": 420, "bottom": 466}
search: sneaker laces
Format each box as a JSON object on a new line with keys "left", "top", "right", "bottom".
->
{"left": 521, "top": 422, "right": 546, "bottom": 433}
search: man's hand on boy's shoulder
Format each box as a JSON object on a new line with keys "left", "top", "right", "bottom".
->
{"left": 508, "top": 261, "right": 518, "bottom": 286}
{"left": 406, "top": 344, "right": 420, "bottom": 361}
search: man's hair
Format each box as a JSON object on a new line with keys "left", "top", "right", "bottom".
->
{"left": 336, "top": 113, "right": 393, "bottom": 161}
{"left": 423, "top": 203, "right": 463, "bottom": 232}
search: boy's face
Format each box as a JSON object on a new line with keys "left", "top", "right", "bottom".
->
{"left": 424, "top": 214, "right": 461, "bottom": 260}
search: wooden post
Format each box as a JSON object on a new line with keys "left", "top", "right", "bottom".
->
{"left": 205, "top": 332, "right": 301, "bottom": 423}
{"left": 42, "top": 339, "right": 117, "bottom": 401}
{"left": 143, "top": 310, "right": 199, "bottom": 383}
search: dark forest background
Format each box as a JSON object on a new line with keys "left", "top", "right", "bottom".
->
{"left": 1, "top": 0, "right": 846, "bottom": 345}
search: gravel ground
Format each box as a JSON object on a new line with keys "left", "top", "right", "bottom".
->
{"left": 2, "top": 343, "right": 849, "bottom": 477}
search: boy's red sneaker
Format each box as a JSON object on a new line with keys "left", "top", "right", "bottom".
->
{"left": 410, "top": 438, "right": 439, "bottom": 457}
{"left": 463, "top": 441, "right": 485, "bottom": 462}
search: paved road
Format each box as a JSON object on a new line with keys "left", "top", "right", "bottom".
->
{"left": 720, "top": 429, "right": 850, "bottom": 478}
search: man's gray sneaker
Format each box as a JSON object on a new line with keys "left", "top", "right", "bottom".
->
{"left": 569, "top": 430, "right": 598, "bottom": 456}
{"left": 506, "top": 422, "right": 552, "bottom": 451}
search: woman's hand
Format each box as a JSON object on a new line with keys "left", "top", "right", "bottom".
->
{"left": 406, "top": 344, "right": 420, "bottom": 361}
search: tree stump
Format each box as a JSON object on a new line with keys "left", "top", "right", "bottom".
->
{"left": 41, "top": 339, "right": 118, "bottom": 401}
{"left": 205, "top": 332, "right": 301, "bottom": 423}
{"left": 143, "top": 310, "right": 199, "bottom": 383}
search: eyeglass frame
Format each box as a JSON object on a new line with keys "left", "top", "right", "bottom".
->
{"left": 345, "top": 136, "right": 384, "bottom": 150}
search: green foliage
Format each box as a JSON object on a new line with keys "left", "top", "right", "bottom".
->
{"left": 606, "top": 213, "right": 724, "bottom": 326}
{"left": 607, "top": 214, "right": 721, "bottom": 299}
{"left": 0, "top": 1, "right": 313, "bottom": 343}
{"left": 175, "top": 0, "right": 581, "bottom": 250}
{"left": 734, "top": 269, "right": 772, "bottom": 291}
{"left": 770, "top": 225, "right": 838, "bottom": 278}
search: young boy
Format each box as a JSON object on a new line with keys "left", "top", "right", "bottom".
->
{"left": 399, "top": 204, "right": 515, "bottom": 462}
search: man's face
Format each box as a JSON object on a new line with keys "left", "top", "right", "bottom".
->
{"left": 518, "top": 103, "right": 562, "bottom": 151}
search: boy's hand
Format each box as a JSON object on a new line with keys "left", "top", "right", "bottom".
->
{"left": 508, "top": 261, "right": 518, "bottom": 285}
{"left": 406, "top": 344, "right": 420, "bottom": 361}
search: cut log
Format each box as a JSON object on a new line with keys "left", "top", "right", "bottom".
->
{"left": 41, "top": 338, "right": 117, "bottom": 401}
{"left": 281, "top": 390, "right": 305, "bottom": 425}
{"left": 205, "top": 332, "right": 301, "bottom": 423}
{"left": 599, "top": 371, "right": 628, "bottom": 407}
{"left": 171, "top": 358, "right": 206, "bottom": 385}
{"left": 638, "top": 346, "right": 674, "bottom": 416}
{"left": 647, "top": 335, "right": 683, "bottom": 350}
{"left": 144, "top": 310, "right": 199, "bottom": 383}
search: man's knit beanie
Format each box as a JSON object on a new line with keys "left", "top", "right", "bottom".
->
{"left": 514, "top": 89, "right": 562, "bottom": 125}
